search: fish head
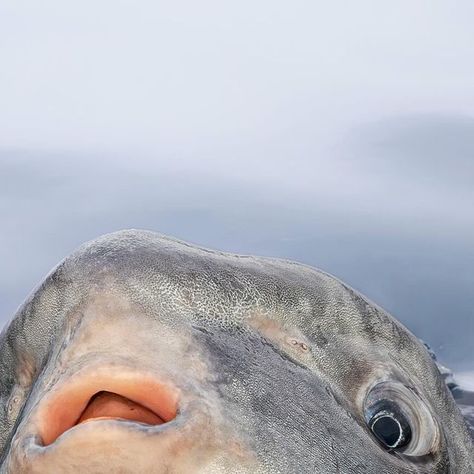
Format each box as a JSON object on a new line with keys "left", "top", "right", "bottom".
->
{"left": 0, "top": 230, "right": 472, "bottom": 473}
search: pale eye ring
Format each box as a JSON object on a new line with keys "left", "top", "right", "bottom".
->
{"left": 363, "top": 381, "right": 440, "bottom": 456}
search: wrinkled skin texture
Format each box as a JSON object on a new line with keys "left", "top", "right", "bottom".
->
{"left": 0, "top": 230, "right": 472, "bottom": 473}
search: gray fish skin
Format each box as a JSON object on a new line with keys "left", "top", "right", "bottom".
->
{"left": 0, "top": 230, "right": 472, "bottom": 473}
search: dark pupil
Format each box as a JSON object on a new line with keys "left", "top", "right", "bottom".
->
{"left": 372, "top": 415, "right": 401, "bottom": 447}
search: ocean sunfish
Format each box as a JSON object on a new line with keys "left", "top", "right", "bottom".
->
{"left": 0, "top": 230, "right": 472, "bottom": 473}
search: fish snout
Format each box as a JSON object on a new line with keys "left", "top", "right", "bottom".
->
{"left": 4, "top": 364, "right": 224, "bottom": 473}
{"left": 3, "top": 355, "right": 255, "bottom": 474}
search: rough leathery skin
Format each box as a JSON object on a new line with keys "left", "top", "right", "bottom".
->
{"left": 0, "top": 230, "right": 472, "bottom": 473}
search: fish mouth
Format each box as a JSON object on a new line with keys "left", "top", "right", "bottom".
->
{"left": 35, "top": 365, "right": 180, "bottom": 446}
{"left": 76, "top": 390, "right": 167, "bottom": 426}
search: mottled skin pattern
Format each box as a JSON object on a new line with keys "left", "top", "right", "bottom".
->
{"left": 0, "top": 230, "right": 472, "bottom": 473}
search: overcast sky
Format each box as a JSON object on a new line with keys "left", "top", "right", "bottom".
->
{"left": 1, "top": 1, "right": 473, "bottom": 372}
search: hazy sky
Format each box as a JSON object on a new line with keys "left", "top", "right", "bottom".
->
{"left": 1, "top": 1, "right": 473, "bottom": 371}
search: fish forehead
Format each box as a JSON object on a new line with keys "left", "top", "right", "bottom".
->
{"left": 49, "top": 230, "right": 432, "bottom": 373}
{"left": 38, "top": 229, "right": 404, "bottom": 338}
{"left": 0, "top": 230, "right": 472, "bottom": 473}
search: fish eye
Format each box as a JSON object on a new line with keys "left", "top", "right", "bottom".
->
{"left": 368, "top": 400, "right": 412, "bottom": 449}
{"left": 364, "top": 381, "right": 440, "bottom": 456}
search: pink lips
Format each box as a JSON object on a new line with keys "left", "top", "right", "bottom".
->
{"left": 35, "top": 366, "right": 180, "bottom": 445}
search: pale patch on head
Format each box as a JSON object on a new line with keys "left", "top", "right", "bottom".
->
{"left": 248, "top": 314, "right": 314, "bottom": 365}
{"left": 3, "top": 287, "right": 259, "bottom": 473}
{"left": 50, "top": 288, "right": 210, "bottom": 385}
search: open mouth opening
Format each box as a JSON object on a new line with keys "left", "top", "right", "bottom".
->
{"left": 37, "top": 370, "right": 179, "bottom": 446}
{"left": 77, "top": 391, "right": 166, "bottom": 426}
